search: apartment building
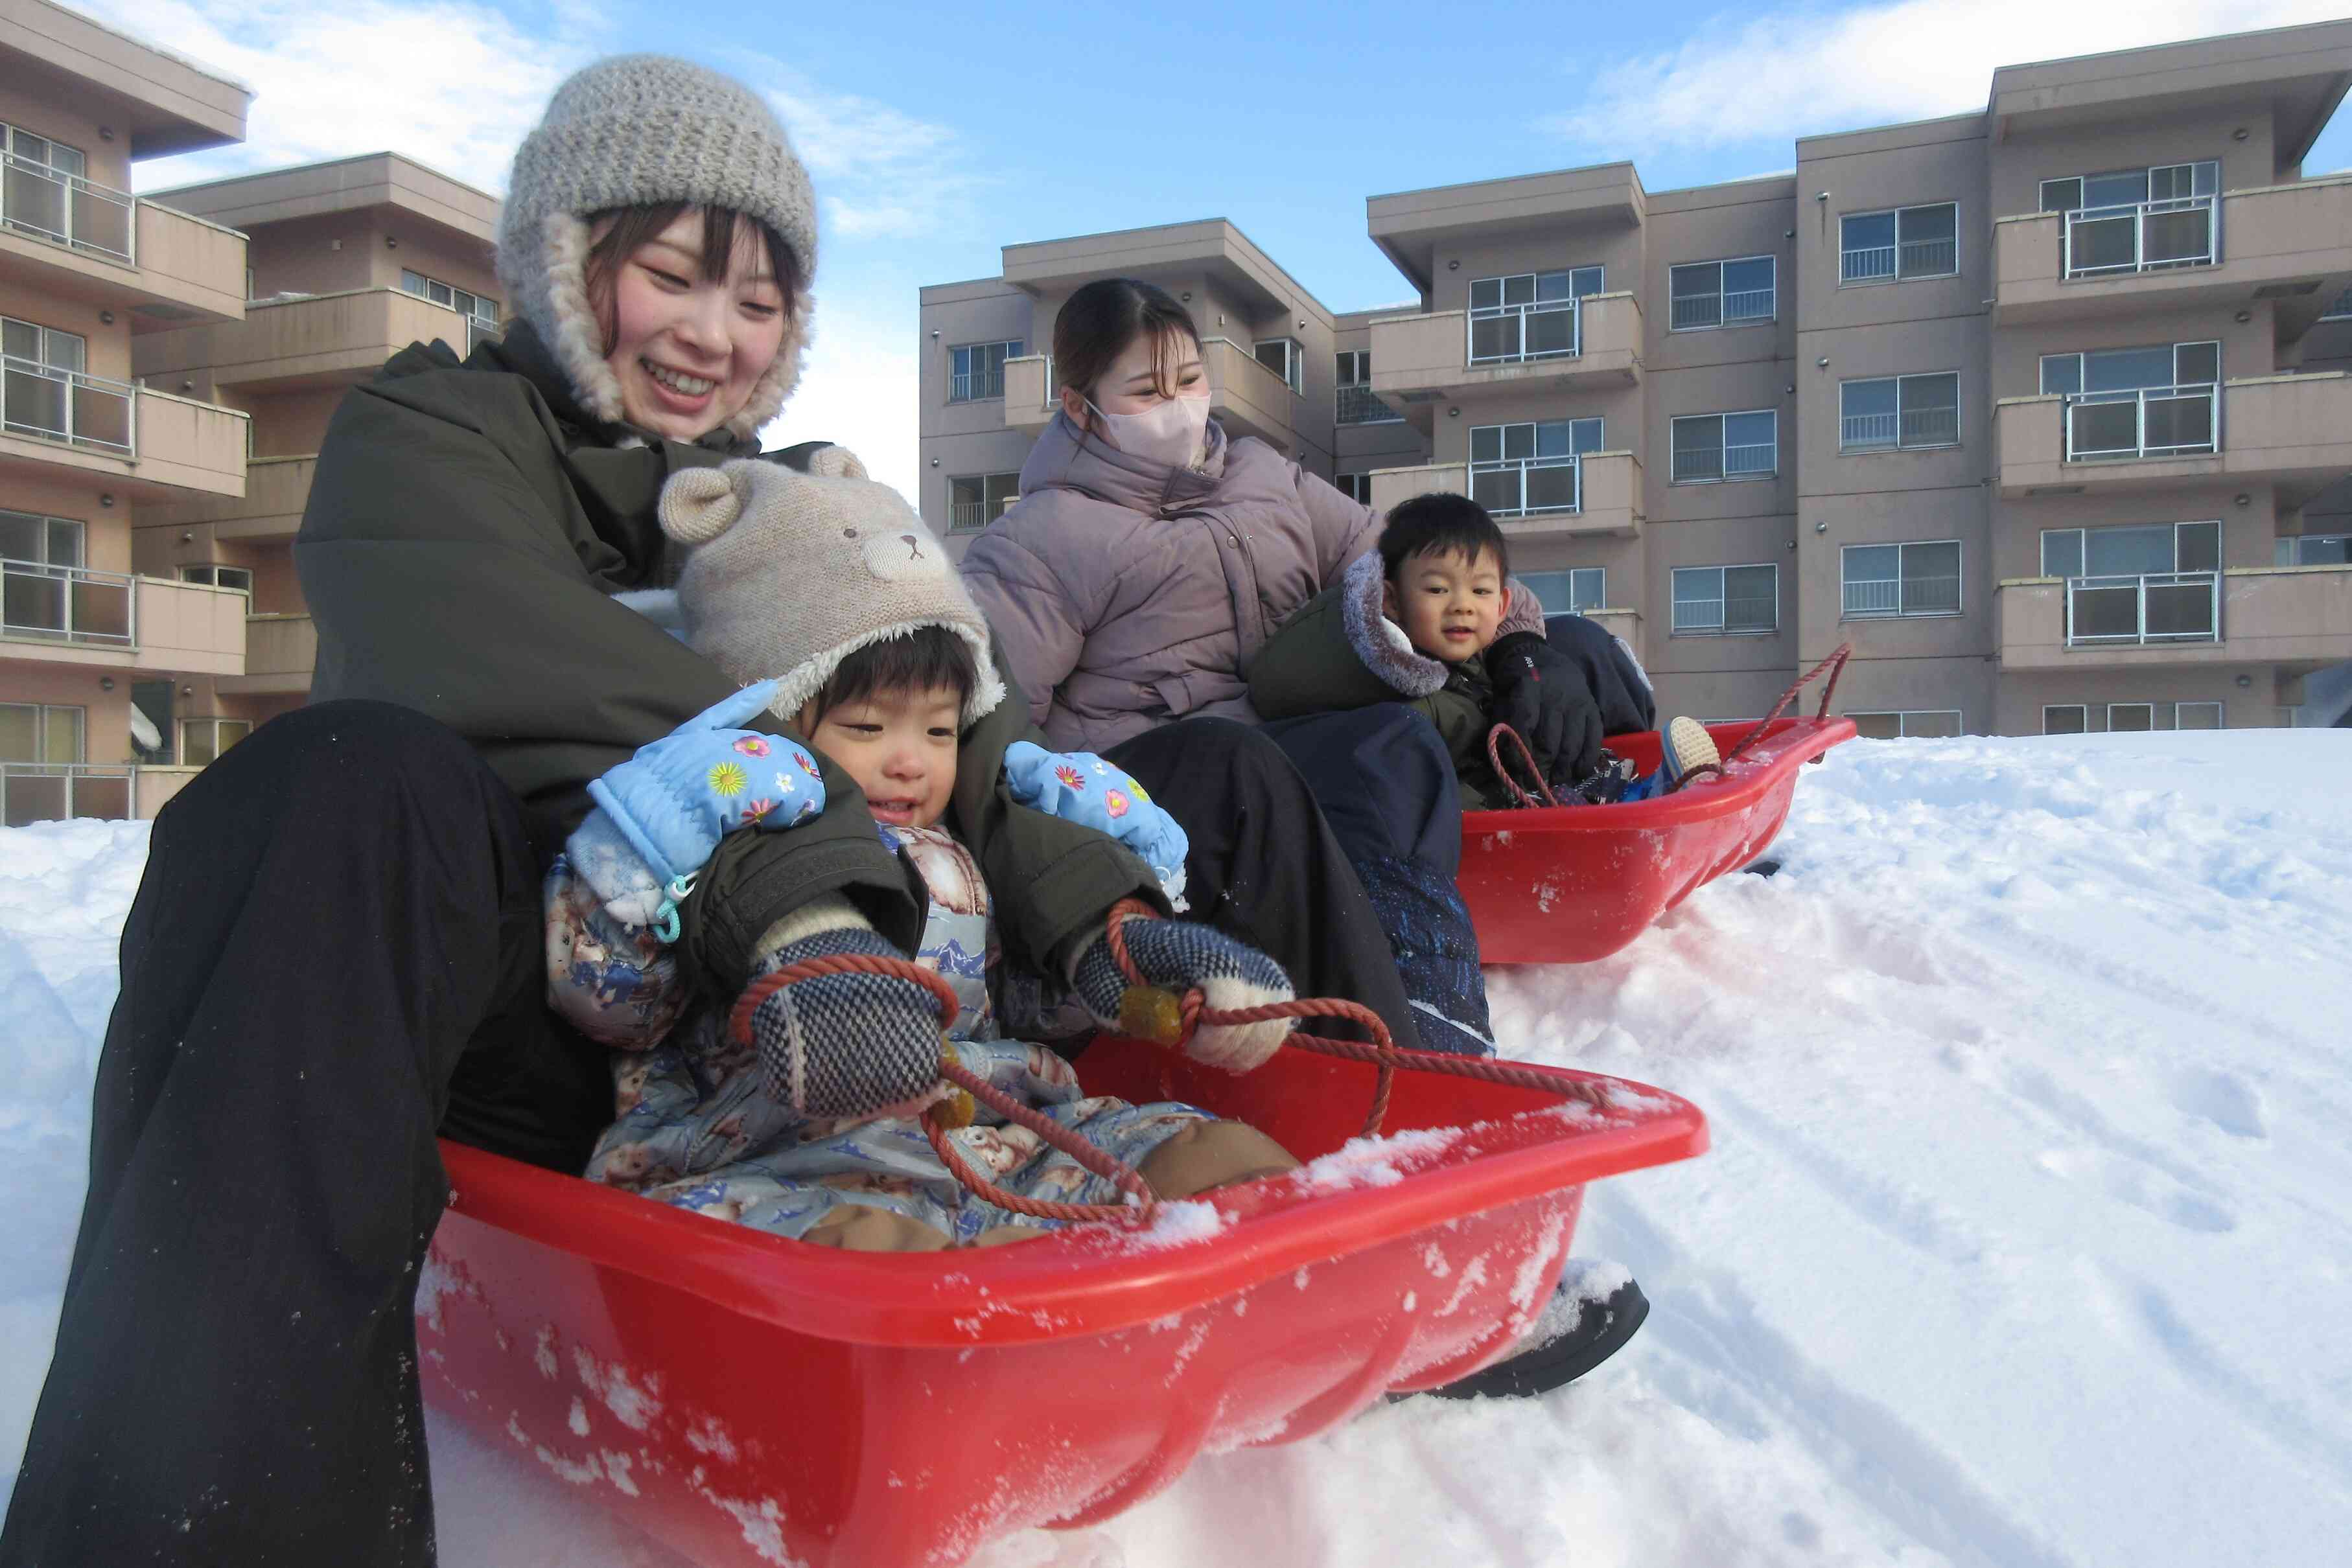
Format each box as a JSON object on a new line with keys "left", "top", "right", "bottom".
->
{"left": 128, "top": 153, "right": 502, "bottom": 759}
{"left": 2, "top": 0, "right": 252, "bottom": 825}
{"left": 916, "top": 21, "right": 2352, "bottom": 734}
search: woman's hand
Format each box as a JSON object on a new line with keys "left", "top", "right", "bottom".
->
{"left": 1485, "top": 632, "right": 1604, "bottom": 785}
{"left": 585, "top": 680, "right": 826, "bottom": 891}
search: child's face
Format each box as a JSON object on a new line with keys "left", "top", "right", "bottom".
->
{"left": 798, "top": 684, "right": 961, "bottom": 830}
{"left": 1384, "top": 545, "right": 1506, "bottom": 663}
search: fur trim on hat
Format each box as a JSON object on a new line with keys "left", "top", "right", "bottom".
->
{"left": 761, "top": 618, "right": 1007, "bottom": 733}
{"left": 1340, "top": 549, "right": 1449, "bottom": 697}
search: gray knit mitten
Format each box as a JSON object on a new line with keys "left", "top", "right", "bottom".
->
{"left": 742, "top": 928, "right": 948, "bottom": 1119}
{"left": 1070, "top": 917, "right": 1296, "bottom": 1074}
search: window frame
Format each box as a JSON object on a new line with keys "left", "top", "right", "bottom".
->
{"left": 2176, "top": 700, "right": 2223, "bottom": 730}
{"left": 1837, "top": 202, "right": 1960, "bottom": 286}
{"left": 1837, "top": 371, "right": 1961, "bottom": 453}
{"left": 1670, "top": 408, "right": 1778, "bottom": 484}
{"left": 1670, "top": 562, "right": 1780, "bottom": 636}
{"left": 1839, "top": 539, "right": 1962, "bottom": 619}
{"left": 0, "top": 700, "right": 84, "bottom": 764}
{"left": 1253, "top": 337, "right": 1305, "bottom": 396}
{"left": 399, "top": 268, "right": 499, "bottom": 323}
{"left": 2276, "top": 532, "right": 2350, "bottom": 567}
{"left": 947, "top": 339, "right": 1022, "bottom": 404}
{"left": 2042, "top": 704, "right": 2088, "bottom": 735}
{"left": 2040, "top": 519, "right": 2220, "bottom": 579}
{"left": 1518, "top": 568, "right": 1607, "bottom": 616}
{"left": 0, "top": 508, "right": 84, "bottom": 568}
{"left": 1465, "top": 266, "right": 1599, "bottom": 365}
{"left": 1333, "top": 472, "right": 1374, "bottom": 505}
{"left": 1667, "top": 255, "right": 1776, "bottom": 332}
{"left": 1334, "top": 349, "right": 1402, "bottom": 425}
{"left": 2322, "top": 286, "right": 2352, "bottom": 322}
{"left": 177, "top": 716, "right": 253, "bottom": 768}
{"left": 177, "top": 564, "right": 254, "bottom": 594}
{"left": 946, "top": 471, "right": 1021, "bottom": 533}
{"left": 2106, "top": 702, "right": 2156, "bottom": 733}
{"left": 1845, "top": 709, "right": 1964, "bottom": 739}
{"left": 1467, "top": 417, "right": 1600, "bottom": 518}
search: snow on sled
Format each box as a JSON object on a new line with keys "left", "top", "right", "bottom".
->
{"left": 1462, "top": 714, "right": 1856, "bottom": 965}
{"left": 416, "top": 1035, "right": 1705, "bottom": 1568}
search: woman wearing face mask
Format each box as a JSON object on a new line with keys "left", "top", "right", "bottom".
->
{"left": 964, "top": 279, "right": 1650, "bottom": 1400}
{"left": 0, "top": 60, "right": 1281, "bottom": 1568}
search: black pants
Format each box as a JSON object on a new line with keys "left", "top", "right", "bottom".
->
{"left": 2, "top": 704, "right": 1417, "bottom": 1566}
{"left": 1261, "top": 707, "right": 1493, "bottom": 1056}
{"left": 1106, "top": 717, "right": 1416, "bottom": 1050}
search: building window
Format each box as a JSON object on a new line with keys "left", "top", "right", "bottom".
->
{"left": 2, "top": 509, "right": 87, "bottom": 639}
{"left": 0, "top": 701, "right": 82, "bottom": 764}
{"left": 1520, "top": 568, "right": 1605, "bottom": 614}
{"left": 178, "top": 717, "right": 253, "bottom": 767}
{"left": 1335, "top": 351, "right": 1401, "bottom": 424}
{"left": 2322, "top": 286, "right": 2352, "bottom": 321}
{"left": 1254, "top": 338, "right": 1305, "bottom": 395}
{"left": 2041, "top": 161, "right": 2218, "bottom": 275}
{"left": 0, "top": 121, "right": 133, "bottom": 264}
{"left": 1467, "top": 268, "right": 1599, "bottom": 363}
{"left": 1671, "top": 564, "right": 1778, "bottom": 634}
{"left": 948, "top": 340, "right": 1021, "bottom": 402}
{"left": 0, "top": 314, "right": 129, "bottom": 452}
{"left": 1839, "top": 202, "right": 1959, "bottom": 284}
{"left": 1670, "top": 409, "right": 1776, "bottom": 483}
{"left": 1470, "top": 418, "right": 1599, "bottom": 516}
{"left": 2042, "top": 704, "right": 2088, "bottom": 735}
{"left": 2107, "top": 702, "right": 2156, "bottom": 732}
{"left": 2178, "top": 701, "right": 2223, "bottom": 730}
{"left": 179, "top": 564, "right": 254, "bottom": 594}
{"left": 2276, "top": 533, "right": 2349, "bottom": 566}
{"left": 1841, "top": 540, "right": 1961, "bottom": 618}
{"left": 1668, "top": 257, "right": 1775, "bottom": 330}
{"left": 2041, "top": 520, "right": 2218, "bottom": 579}
{"left": 2041, "top": 341, "right": 2218, "bottom": 461}
{"left": 948, "top": 473, "right": 1019, "bottom": 532}
{"left": 1839, "top": 373, "right": 1959, "bottom": 451}
{"left": 399, "top": 269, "right": 499, "bottom": 324}
{"left": 1333, "top": 472, "right": 1373, "bottom": 505}
{"left": 2044, "top": 521, "right": 2221, "bottom": 645}
{"left": 1846, "top": 710, "right": 1962, "bottom": 739}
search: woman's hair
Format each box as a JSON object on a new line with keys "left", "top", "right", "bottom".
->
{"left": 1052, "top": 277, "right": 1202, "bottom": 426}
{"left": 806, "top": 625, "right": 980, "bottom": 728}
{"left": 1377, "top": 492, "right": 1511, "bottom": 582}
{"left": 582, "top": 202, "right": 803, "bottom": 355}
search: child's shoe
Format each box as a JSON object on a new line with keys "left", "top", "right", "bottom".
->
{"left": 1617, "top": 717, "right": 1721, "bottom": 803}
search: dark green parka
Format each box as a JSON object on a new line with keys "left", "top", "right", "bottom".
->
{"left": 297, "top": 322, "right": 1163, "bottom": 995}
{"left": 1248, "top": 550, "right": 1511, "bottom": 809}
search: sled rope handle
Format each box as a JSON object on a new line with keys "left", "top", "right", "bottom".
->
{"left": 1666, "top": 641, "right": 1853, "bottom": 795}
{"left": 1484, "top": 724, "right": 1561, "bottom": 810}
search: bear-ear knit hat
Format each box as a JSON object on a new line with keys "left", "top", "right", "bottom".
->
{"left": 658, "top": 448, "right": 1008, "bottom": 728}
{"left": 498, "top": 54, "right": 817, "bottom": 442}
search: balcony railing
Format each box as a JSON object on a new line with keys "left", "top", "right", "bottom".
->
{"left": 950, "top": 498, "right": 1015, "bottom": 532}
{"left": 1843, "top": 574, "right": 1961, "bottom": 617}
{"left": 2066, "top": 571, "right": 2220, "bottom": 645}
{"left": 1841, "top": 405, "right": 1960, "bottom": 451}
{"left": 1840, "top": 237, "right": 1959, "bottom": 284}
{"left": 2063, "top": 384, "right": 2217, "bottom": 462}
{"left": 1467, "top": 298, "right": 1578, "bottom": 365}
{"left": 1669, "top": 287, "right": 1775, "bottom": 330}
{"left": 3, "top": 356, "right": 135, "bottom": 454}
{"left": 2064, "top": 196, "right": 2217, "bottom": 278}
{"left": 1470, "top": 454, "right": 1580, "bottom": 518}
{"left": 1, "top": 151, "right": 135, "bottom": 266}
{"left": 1336, "top": 383, "right": 1403, "bottom": 425}
{"left": 2, "top": 559, "right": 133, "bottom": 645}
{"left": 1670, "top": 441, "right": 1776, "bottom": 483}
{"left": 950, "top": 365, "right": 1006, "bottom": 402}
{"left": 1, "top": 762, "right": 135, "bottom": 826}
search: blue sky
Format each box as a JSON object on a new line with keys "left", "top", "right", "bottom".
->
{"left": 83, "top": 0, "right": 2352, "bottom": 494}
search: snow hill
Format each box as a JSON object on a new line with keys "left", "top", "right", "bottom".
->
{"left": 3, "top": 731, "right": 2348, "bottom": 1567}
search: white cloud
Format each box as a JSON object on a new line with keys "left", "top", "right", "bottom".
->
{"left": 763, "top": 300, "right": 922, "bottom": 506}
{"left": 1544, "top": 0, "right": 2351, "bottom": 156}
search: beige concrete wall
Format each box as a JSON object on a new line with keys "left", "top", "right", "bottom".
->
{"left": 244, "top": 212, "right": 375, "bottom": 301}
{"left": 1988, "top": 297, "right": 2267, "bottom": 399}
{"left": 1, "top": 467, "right": 117, "bottom": 561}
{"left": 0, "top": 76, "right": 131, "bottom": 190}
{"left": 131, "top": 574, "right": 245, "bottom": 674}
{"left": 1995, "top": 662, "right": 2274, "bottom": 732}
{"left": 1990, "top": 479, "right": 2268, "bottom": 580}
{"left": 1644, "top": 356, "right": 1795, "bottom": 522}
{"left": 1824, "top": 654, "right": 1997, "bottom": 732}
{"left": 1642, "top": 179, "right": 1797, "bottom": 375}
{"left": 0, "top": 659, "right": 134, "bottom": 761}
{"left": 1799, "top": 314, "right": 1985, "bottom": 496}
{"left": 1999, "top": 564, "right": 2351, "bottom": 672}
{"left": 1426, "top": 222, "right": 1641, "bottom": 320}
{"left": 0, "top": 271, "right": 131, "bottom": 379}
{"left": 1987, "top": 104, "right": 2274, "bottom": 220}
{"left": 1798, "top": 117, "right": 1988, "bottom": 337}
{"left": 243, "top": 387, "right": 343, "bottom": 457}
{"left": 1800, "top": 485, "right": 1990, "bottom": 658}
{"left": 373, "top": 220, "right": 500, "bottom": 305}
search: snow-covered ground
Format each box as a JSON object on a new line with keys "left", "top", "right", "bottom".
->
{"left": 4, "top": 731, "right": 2348, "bottom": 1566}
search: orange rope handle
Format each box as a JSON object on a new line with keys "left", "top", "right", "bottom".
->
{"left": 1666, "top": 641, "right": 1852, "bottom": 795}
{"left": 1484, "top": 723, "right": 1562, "bottom": 811}
{"left": 730, "top": 948, "right": 1163, "bottom": 1227}
{"left": 1102, "top": 901, "right": 1616, "bottom": 1140}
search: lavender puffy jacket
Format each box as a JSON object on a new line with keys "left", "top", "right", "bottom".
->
{"left": 962, "top": 412, "right": 1538, "bottom": 752}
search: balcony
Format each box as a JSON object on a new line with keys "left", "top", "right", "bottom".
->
{"left": 1996, "top": 373, "right": 2352, "bottom": 503}
{"left": 0, "top": 563, "right": 246, "bottom": 674}
{"left": 1, "top": 763, "right": 135, "bottom": 827}
{"left": 1367, "top": 293, "right": 1643, "bottom": 430}
{"left": 0, "top": 360, "right": 247, "bottom": 498}
{"left": 1336, "top": 383, "right": 1404, "bottom": 426}
{"left": 221, "top": 611, "right": 316, "bottom": 696}
{"left": 1999, "top": 564, "right": 2352, "bottom": 670}
{"left": 1992, "top": 178, "right": 2352, "bottom": 329}
{"left": 1369, "top": 450, "right": 1642, "bottom": 538}
{"left": 143, "top": 453, "right": 315, "bottom": 544}
{"left": 1001, "top": 354, "right": 1054, "bottom": 435}
{"left": 135, "top": 287, "right": 481, "bottom": 393}
{"left": 0, "top": 157, "right": 248, "bottom": 326}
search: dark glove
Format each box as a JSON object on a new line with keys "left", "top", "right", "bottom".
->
{"left": 1486, "top": 630, "right": 1604, "bottom": 785}
{"left": 1069, "top": 914, "right": 1295, "bottom": 1072}
{"left": 739, "top": 927, "right": 946, "bottom": 1119}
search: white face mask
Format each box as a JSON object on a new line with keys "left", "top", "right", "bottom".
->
{"left": 1084, "top": 392, "right": 1212, "bottom": 470}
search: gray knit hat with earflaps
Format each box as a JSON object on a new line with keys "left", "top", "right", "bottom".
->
{"left": 498, "top": 54, "right": 817, "bottom": 441}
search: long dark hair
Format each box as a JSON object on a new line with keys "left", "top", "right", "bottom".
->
{"left": 1053, "top": 277, "right": 1202, "bottom": 434}
{"left": 582, "top": 202, "right": 803, "bottom": 355}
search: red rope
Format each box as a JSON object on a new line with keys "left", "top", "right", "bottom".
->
{"left": 1484, "top": 723, "right": 1561, "bottom": 810}
{"left": 1666, "top": 641, "right": 1852, "bottom": 795}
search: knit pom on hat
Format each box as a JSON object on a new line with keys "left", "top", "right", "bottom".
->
{"left": 498, "top": 54, "right": 818, "bottom": 441}
{"left": 662, "top": 452, "right": 1008, "bottom": 728}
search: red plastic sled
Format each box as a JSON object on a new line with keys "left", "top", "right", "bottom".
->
{"left": 1462, "top": 716, "right": 1855, "bottom": 965}
{"left": 418, "top": 1038, "right": 1706, "bottom": 1568}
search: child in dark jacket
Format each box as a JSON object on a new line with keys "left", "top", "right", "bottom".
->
{"left": 1252, "top": 494, "right": 1716, "bottom": 808}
